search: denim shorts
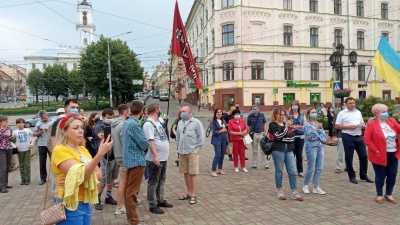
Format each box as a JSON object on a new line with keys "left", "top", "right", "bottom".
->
{"left": 55, "top": 198, "right": 92, "bottom": 225}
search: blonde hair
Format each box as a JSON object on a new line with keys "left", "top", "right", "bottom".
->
{"left": 371, "top": 103, "right": 388, "bottom": 116}
{"left": 54, "top": 116, "right": 84, "bottom": 147}
{"left": 270, "top": 107, "right": 285, "bottom": 122}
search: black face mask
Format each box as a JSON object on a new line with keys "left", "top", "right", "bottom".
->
{"left": 235, "top": 107, "right": 239, "bottom": 110}
{"left": 94, "top": 118, "right": 100, "bottom": 123}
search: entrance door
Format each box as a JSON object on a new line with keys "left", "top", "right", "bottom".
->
{"left": 283, "top": 93, "right": 295, "bottom": 104}
{"left": 382, "top": 90, "right": 391, "bottom": 100}
{"left": 222, "top": 95, "right": 235, "bottom": 111}
{"left": 310, "top": 93, "right": 320, "bottom": 105}
{"left": 359, "top": 91, "right": 366, "bottom": 99}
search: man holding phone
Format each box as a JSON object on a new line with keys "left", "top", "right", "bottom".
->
{"left": 93, "top": 108, "right": 119, "bottom": 210}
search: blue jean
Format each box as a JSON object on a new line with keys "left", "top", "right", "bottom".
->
{"left": 272, "top": 146, "right": 297, "bottom": 190}
{"left": 55, "top": 198, "right": 92, "bottom": 225}
{"left": 372, "top": 152, "right": 398, "bottom": 196}
{"left": 304, "top": 146, "right": 324, "bottom": 186}
{"left": 212, "top": 142, "right": 227, "bottom": 171}
{"left": 293, "top": 137, "right": 305, "bottom": 174}
{"left": 147, "top": 161, "right": 167, "bottom": 208}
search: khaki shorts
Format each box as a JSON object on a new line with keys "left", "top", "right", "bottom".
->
{"left": 179, "top": 150, "right": 200, "bottom": 174}
{"left": 117, "top": 160, "right": 127, "bottom": 172}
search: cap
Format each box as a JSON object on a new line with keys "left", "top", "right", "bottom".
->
{"left": 56, "top": 108, "right": 65, "bottom": 115}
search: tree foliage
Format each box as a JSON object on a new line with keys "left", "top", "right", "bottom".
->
{"left": 26, "top": 69, "right": 43, "bottom": 102}
{"left": 69, "top": 69, "right": 85, "bottom": 98}
{"left": 80, "top": 36, "right": 144, "bottom": 106}
{"left": 42, "top": 64, "right": 70, "bottom": 99}
{"left": 356, "top": 95, "right": 396, "bottom": 117}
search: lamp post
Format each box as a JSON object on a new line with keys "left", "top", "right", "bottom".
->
{"left": 329, "top": 44, "right": 357, "bottom": 106}
{"left": 106, "top": 31, "right": 132, "bottom": 108}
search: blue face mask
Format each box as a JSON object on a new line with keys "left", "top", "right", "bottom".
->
{"left": 252, "top": 110, "right": 258, "bottom": 114}
{"left": 381, "top": 112, "right": 389, "bottom": 119}
{"left": 292, "top": 105, "right": 298, "bottom": 111}
{"left": 70, "top": 109, "right": 79, "bottom": 115}
{"left": 310, "top": 113, "right": 318, "bottom": 119}
{"left": 181, "top": 113, "right": 188, "bottom": 120}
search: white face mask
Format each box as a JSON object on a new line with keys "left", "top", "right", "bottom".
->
{"left": 234, "top": 115, "right": 240, "bottom": 119}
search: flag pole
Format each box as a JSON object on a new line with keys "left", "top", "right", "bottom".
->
{"left": 358, "top": 66, "right": 373, "bottom": 108}
{"left": 167, "top": 54, "right": 173, "bottom": 115}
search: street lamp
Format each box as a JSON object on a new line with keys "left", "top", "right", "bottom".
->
{"left": 329, "top": 44, "right": 358, "bottom": 106}
{"left": 106, "top": 31, "right": 132, "bottom": 108}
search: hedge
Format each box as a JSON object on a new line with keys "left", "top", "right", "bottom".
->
{"left": 0, "top": 102, "right": 110, "bottom": 115}
{"left": 316, "top": 116, "right": 399, "bottom": 130}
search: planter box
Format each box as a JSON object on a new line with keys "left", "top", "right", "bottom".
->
{"left": 334, "top": 91, "right": 351, "bottom": 98}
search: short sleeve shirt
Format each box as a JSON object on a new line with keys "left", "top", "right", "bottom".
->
{"left": 335, "top": 108, "right": 364, "bottom": 136}
{"left": 51, "top": 145, "right": 92, "bottom": 201}
{"left": 34, "top": 119, "right": 54, "bottom": 146}
{"left": 143, "top": 118, "right": 169, "bottom": 162}
{"left": 13, "top": 129, "right": 33, "bottom": 151}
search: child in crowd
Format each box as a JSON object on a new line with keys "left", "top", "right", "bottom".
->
{"left": 12, "top": 118, "right": 34, "bottom": 185}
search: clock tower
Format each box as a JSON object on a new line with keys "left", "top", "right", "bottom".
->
{"left": 76, "top": 0, "right": 95, "bottom": 47}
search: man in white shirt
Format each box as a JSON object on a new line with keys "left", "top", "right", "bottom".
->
{"left": 335, "top": 97, "right": 374, "bottom": 184}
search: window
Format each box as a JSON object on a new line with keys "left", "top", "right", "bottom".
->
{"left": 211, "top": 29, "right": 215, "bottom": 50}
{"left": 311, "top": 63, "right": 319, "bottom": 80}
{"left": 223, "top": 63, "right": 234, "bottom": 81}
{"left": 251, "top": 62, "right": 264, "bottom": 80}
{"left": 73, "top": 63, "right": 77, "bottom": 70}
{"left": 43, "top": 63, "right": 47, "bottom": 69}
{"left": 252, "top": 94, "right": 264, "bottom": 105}
{"left": 83, "top": 15, "right": 87, "bottom": 25}
{"left": 356, "top": 1, "right": 364, "bottom": 17}
{"left": 83, "top": 38, "right": 88, "bottom": 46}
{"left": 310, "top": 0, "right": 318, "bottom": 12}
{"left": 381, "top": 3, "right": 388, "bottom": 19}
{"left": 222, "top": 24, "right": 234, "bottom": 46}
{"left": 283, "top": 26, "right": 292, "bottom": 46}
{"left": 357, "top": 31, "right": 364, "bottom": 50}
{"left": 196, "top": 25, "right": 198, "bottom": 36}
{"left": 334, "top": 29, "right": 342, "bottom": 47}
{"left": 310, "top": 28, "right": 318, "bottom": 47}
{"left": 212, "top": 0, "right": 214, "bottom": 11}
{"left": 283, "top": 0, "right": 292, "bottom": 10}
{"left": 284, "top": 62, "right": 293, "bottom": 80}
{"left": 358, "top": 65, "right": 365, "bottom": 81}
{"left": 382, "top": 33, "right": 389, "bottom": 41}
{"left": 205, "top": 37, "right": 209, "bottom": 54}
{"left": 334, "top": 0, "right": 341, "bottom": 15}
{"left": 222, "top": 0, "right": 233, "bottom": 8}
{"left": 200, "top": 18, "right": 203, "bottom": 29}
{"left": 205, "top": 8, "right": 208, "bottom": 21}
{"left": 200, "top": 43, "right": 204, "bottom": 57}
{"left": 212, "top": 68, "right": 215, "bottom": 82}
{"left": 32, "top": 63, "right": 36, "bottom": 70}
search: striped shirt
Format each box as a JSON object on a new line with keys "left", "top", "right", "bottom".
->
{"left": 122, "top": 117, "right": 149, "bottom": 169}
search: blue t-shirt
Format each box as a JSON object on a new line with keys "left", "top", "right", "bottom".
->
{"left": 291, "top": 114, "right": 304, "bottom": 136}
{"left": 247, "top": 113, "right": 266, "bottom": 133}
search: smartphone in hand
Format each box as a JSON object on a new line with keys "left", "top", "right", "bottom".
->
{"left": 103, "top": 127, "right": 111, "bottom": 141}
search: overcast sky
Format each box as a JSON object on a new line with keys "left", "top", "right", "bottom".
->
{"left": 0, "top": 0, "right": 194, "bottom": 74}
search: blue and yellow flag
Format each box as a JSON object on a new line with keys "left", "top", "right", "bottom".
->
{"left": 372, "top": 36, "right": 400, "bottom": 90}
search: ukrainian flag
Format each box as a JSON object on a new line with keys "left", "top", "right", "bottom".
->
{"left": 372, "top": 36, "right": 400, "bottom": 90}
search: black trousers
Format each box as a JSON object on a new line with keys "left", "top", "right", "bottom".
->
{"left": 38, "top": 146, "right": 51, "bottom": 181}
{"left": 342, "top": 133, "right": 368, "bottom": 180}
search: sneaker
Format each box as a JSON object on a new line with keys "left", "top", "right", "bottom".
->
{"left": 251, "top": 165, "right": 257, "bottom": 169}
{"left": 137, "top": 199, "right": 141, "bottom": 205}
{"left": 25, "top": 180, "right": 30, "bottom": 185}
{"left": 302, "top": 185, "right": 310, "bottom": 194}
{"left": 264, "top": 165, "right": 270, "bottom": 170}
{"left": 291, "top": 192, "right": 304, "bottom": 201}
{"left": 115, "top": 205, "right": 126, "bottom": 215}
{"left": 313, "top": 187, "right": 326, "bottom": 195}
{"left": 149, "top": 206, "right": 165, "bottom": 214}
{"left": 105, "top": 196, "right": 117, "bottom": 205}
{"left": 335, "top": 169, "right": 341, "bottom": 173}
{"left": 157, "top": 200, "right": 174, "bottom": 208}
{"left": 277, "top": 191, "right": 286, "bottom": 200}
{"left": 20, "top": 180, "right": 26, "bottom": 185}
{"left": 95, "top": 198, "right": 103, "bottom": 210}
{"left": 234, "top": 168, "right": 239, "bottom": 173}
{"left": 242, "top": 168, "right": 249, "bottom": 173}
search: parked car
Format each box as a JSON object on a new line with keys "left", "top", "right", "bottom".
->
{"left": 24, "top": 112, "right": 57, "bottom": 128}
{"left": 0, "top": 98, "right": 7, "bottom": 103}
{"left": 137, "top": 96, "right": 146, "bottom": 105}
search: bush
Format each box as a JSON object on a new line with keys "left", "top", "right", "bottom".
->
{"left": 316, "top": 117, "right": 329, "bottom": 130}
{"left": 0, "top": 102, "right": 111, "bottom": 115}
{"left": 356, "top": 96, "right": 396, "bottom": 118}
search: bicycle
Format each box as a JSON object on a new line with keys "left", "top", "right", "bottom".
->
{"left": 206, "top": 118, "right": 212, "bottom": 137}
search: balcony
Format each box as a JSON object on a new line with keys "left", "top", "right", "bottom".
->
{"left": 194, "top": 57, "right": 204, "bottom": 68}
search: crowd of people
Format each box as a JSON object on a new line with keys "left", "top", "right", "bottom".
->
{"left": 0, "top": 96, "right": 399, "bottom": 224}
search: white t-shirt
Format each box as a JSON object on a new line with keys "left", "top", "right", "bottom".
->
{"left": 335, "top": 108, "right": 364, "bottom": 136}
{"left": 380, "top": 122, "right": 397, "bottom": 152}
{"left": 12, "top": 128, "right": 33, "bottom": 151}
{"left": 143, "top": 118, "right": 169, "bottom": 162}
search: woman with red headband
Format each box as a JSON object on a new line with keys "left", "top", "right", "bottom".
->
{"left": 51, "top": 115, "right": 113, "bottom": 224}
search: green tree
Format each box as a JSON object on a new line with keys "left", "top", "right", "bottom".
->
{"left": 42, "top": 64, "right": 70, "bottom": 100}
{"left": 26, "top": 69, "right": 43, "bottom": 102}
{"left": 357, "top": 95, "right": 396, "bottom": 118}
{"left": 69, "top": 69, "right": 84, "bottom": 99}
{"left": 80, "top": 36, "right": 144, "bottom": 107}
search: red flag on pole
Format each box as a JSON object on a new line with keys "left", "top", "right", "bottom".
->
{"left": 171, "top": 0, "right": 203, "bottom": 89}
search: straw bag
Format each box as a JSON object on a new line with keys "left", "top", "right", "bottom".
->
{"left": 40, "top": 164, "right": 66, "bottom": 225}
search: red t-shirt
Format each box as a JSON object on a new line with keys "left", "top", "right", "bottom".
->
{"left": 228, "top": 119, "right": 246, "bottom": 141}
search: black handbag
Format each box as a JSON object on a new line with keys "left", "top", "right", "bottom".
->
{"left": 170, "top": 125, "right": 176, "bottom": 139}
{"left": 12, "top": 148, "right": 19, "bottom": 155}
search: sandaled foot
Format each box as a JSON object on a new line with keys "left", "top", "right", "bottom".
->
{"left": 217, "top": 170, "right": 226, "bottom": 175}
{"left": 385, "top": 195, "right": 396, "bottom": 204}
{"left": 210, "top": 172, "right": 218, "bottom": 177}
{"left": 179, "top": 194, "right": 191, "bottom": 200}
{"left": 189, "top": 196, "right": 197, "bottom": 204}
{"left": 376, "top": 196, "right": 384, "bottom": 204}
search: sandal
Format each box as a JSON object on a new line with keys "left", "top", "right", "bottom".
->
{"left": 298, "top": 173, "right": 304, "bottom": 178}
{"left": 189, "top": 196, "right": 197, "bottom": 204}
{"left": 179, "top": 194, "right": 191, "bottom": 200}
{"left": 114, "top": 182, "right": 119, "bottom": 188}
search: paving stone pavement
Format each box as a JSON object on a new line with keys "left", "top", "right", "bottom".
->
{"left": 1, "top": 135, "right": 400, "bottom": 225}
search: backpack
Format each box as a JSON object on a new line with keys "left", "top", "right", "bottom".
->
{"left": 260, "top": 133, "right": 274, "bottom": 160}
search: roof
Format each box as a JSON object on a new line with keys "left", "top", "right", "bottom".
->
{"left": 24, "top": 46, "right": 83, "bottom": 60}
